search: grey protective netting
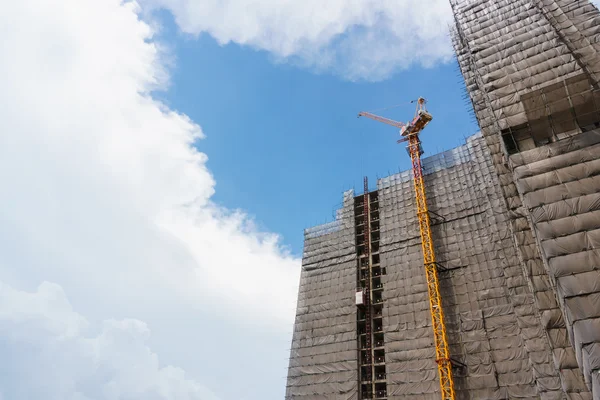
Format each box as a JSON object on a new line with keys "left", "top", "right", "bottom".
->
{"left": 378, "top": 134, "right": 574, "bottom": 400}
{"left": 286, "top": 190, "right": 359, "bottom": 400}
{"left": 286, "top": 133, "right": 594, "bottom": 399}
{"left": 452, "top": 0, "right": 600, "bottom": 133}
{"left": 510, "top": 130, "right": 600, "bottom": 398}
{"left": 452, "top": 0, "right": 600, "bottom": 398}
{"left": 287, "top": 3, "right": 600, "bottom": 396}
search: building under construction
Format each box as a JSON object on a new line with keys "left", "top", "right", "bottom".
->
{"left": 286, "top": 0, "right": 600, "bottom": 399}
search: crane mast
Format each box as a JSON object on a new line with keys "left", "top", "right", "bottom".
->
{"left": 358, "top": 99, "right": 456, "bottom": 400}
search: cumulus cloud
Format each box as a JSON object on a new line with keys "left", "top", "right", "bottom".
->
{"left": 0, "top": 281, "right": 219, "bottom": 400}
{"left": 143, "top": 0, "right": 455, "bottom": 81}
{"left": 0, "top": 0, "right": 299, "bottom": 323}
{"left": 142, "top": 0, "right": 600, "bottom": 81}
{"left": 0, "top": 0, "right": 300, "bottom": 397}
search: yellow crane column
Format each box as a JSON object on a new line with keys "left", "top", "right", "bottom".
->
{"left": 407, "top": 133, "right": 455, "bottom": 400}
{"left": 358, "top": 98, "right": 456, "bottom": 400}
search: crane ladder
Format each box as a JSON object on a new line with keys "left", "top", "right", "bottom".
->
{"left": 358, "top": 100, "right": 456, "bottom": 400}
{"left": 363, "top": 177, "right": 376, "bottom": 397}
{"left": 407, "top": 134, "right": 455, "bottom": 400}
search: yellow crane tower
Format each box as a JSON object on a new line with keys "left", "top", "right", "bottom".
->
{"left": 358, "top": 98, "right": 456, "bottom": 400}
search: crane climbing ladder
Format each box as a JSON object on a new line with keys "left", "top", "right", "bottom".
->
{"left": 362, "top": 176, "right": 375, "bottom": 397}
{"left": 358, "top": 99, "right": 456, "bottom": 400}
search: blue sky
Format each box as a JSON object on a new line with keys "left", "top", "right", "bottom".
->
{"left": 0, "top": 1, "right": 493, "bottom": 400}
{"left": 154, "top": 10, "right": 478, "bottom": 254}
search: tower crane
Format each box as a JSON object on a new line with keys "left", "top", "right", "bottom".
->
{"left": 358, "top": 98, "right": 456, "bottom": 400}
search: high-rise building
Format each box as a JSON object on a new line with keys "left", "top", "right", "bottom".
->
{"left": 286, "top": 1, "right": 600, "bottom": 399}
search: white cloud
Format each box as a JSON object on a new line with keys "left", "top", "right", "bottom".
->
{"left": 0, "top": 281, "right": 220, "bottom": 400}
{"left": 3, "top": 0, "right": 599, "bottom": 398}
{"left": 143, "top": 0, "right": 455, "bottom": 81}
{"left": 141, "top": 0, "right": 600, "bottom": 81}
{"left": 0, "top": 0, "right": 300, "bottom": 398}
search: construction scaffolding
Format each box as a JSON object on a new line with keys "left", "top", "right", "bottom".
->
{"left": 286, "top": 190, "right": 358, "bottom": 400}
{"left": 287, "top": 133, "right": 595, "bottom": 399}
{"left": 377, "top": 133, "right": 571, "bottom": 399}
{"left": 452, "top": 0, "right": 600, "bottom": 397}
{"left": 509, "top": 130, "right": 600, "bottom": 398}
{"left": 286, "top": 1, "right": 600, "bottom": 398}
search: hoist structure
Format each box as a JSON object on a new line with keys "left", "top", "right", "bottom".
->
{"left": 358, "top": 98, "right": 456, "bottom": 400}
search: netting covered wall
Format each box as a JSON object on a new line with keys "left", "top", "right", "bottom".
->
{"left": 452, "top": 0, "right": 600, "bottom": 141}
{"left": 378, "top": 134, "right": 580, "bottom": 399}
{"left": 286, "top": 190, "right": 359, "bottom": 400}
{"left": 286, "top": 131, "right": 598, "bottom": 398}
{"left": 510, "top": 129, "right": 600, "bottom": 398}
{"left": 453, "top": 1, "right": 600, "bottom": 398}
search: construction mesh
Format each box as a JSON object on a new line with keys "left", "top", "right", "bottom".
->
{"left": 510, "top": 130, "right": 600, "bottom": 398}
{"left": 452, "top": 0, "right": 600, "bottom": 397}
{"left": 286, "top": 2, "right": 600, "bottom": 397}
{"left": 286, "top": 133, "right": 594, "bottom": 399}
{"left": 286, "top": 190, "right": 358, "bottom": 400}
{"left": 378, "top": 134, "right": 570, "bottom": 399}
{"left": 451, "top": 0, "right": 600, "bottom": 134}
